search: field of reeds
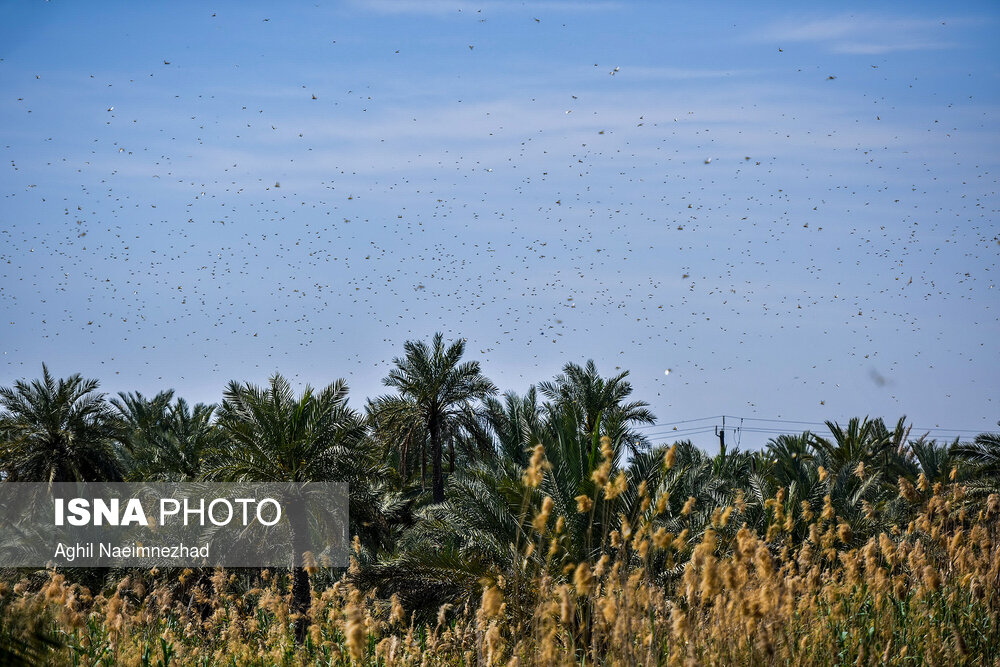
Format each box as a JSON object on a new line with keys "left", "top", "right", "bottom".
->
{"left": 2, "top": 352, "right": 999, "bottom": 665}
{"left": 2, "top": 452, "right": 998, "bottom": 666}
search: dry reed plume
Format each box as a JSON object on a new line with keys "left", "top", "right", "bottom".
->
{"left": 2, "top": 459, "right": 998, "bottom": 666}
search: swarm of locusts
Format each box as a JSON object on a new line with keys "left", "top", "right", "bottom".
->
{"left": 2, "top": 438, "right": 998, "bottom": 667}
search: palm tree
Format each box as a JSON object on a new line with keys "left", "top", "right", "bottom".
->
{"left": 378, "top": 333, "right": 497, "bottom": 503}
{"left": 0, "top": 364, "right": 122, "bottom": 483}
{"left": 205, "top": 374, "right": 371, "bottom": 641}
{"left": 112, "top": 389, "right": 175, "bottom": 449}
{"left": 113, "top": 390, "right": 220, "bottom": 481}
{"left": 811, "top": 416, "right": 909, "bottom": 478}
{"left": 356, "top": 397, "right": 659, "bottom": 616}
{"left": 538, "top": 360, "right": 656, "bottom": 455}
{"left": 755, "top": 433, "right": 841, "bottom": 543}
{"left": 779, "top": 418, "right": 925, "bottom": 545}
{"left": 367, "top": 395, "right": 427, "bottom": 489}
{"left": 952, "top": 430, "right": 1000, "bottom": 495}
{"left": 907, "top": 436, "right": 956, "bottom": 485}
{"left": 367, "top": 394, "right": 487, "bottom": 491}
{"left": 480, "top": 388, "right": 544, "bottom": 467}
{"left": 650, "top": 440, "right": 760, "bottom": 554}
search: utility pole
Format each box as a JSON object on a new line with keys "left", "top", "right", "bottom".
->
{"left": 716, "top": 416, "right": 726, "bottom": 458}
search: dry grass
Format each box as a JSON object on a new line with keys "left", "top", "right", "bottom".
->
{"left": 2, "top": 464, "right": 999, "bottom": 666}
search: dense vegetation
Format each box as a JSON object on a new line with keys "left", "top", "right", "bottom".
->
{"left": 1, "top": 335, "right": 998, "bottom": 666}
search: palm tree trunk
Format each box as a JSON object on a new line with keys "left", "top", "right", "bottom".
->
{"left": 290, "top": 565, "right": 310, "bottom": 642}
{"left": 400, "top": 434, "right": 409, "bottom": 481}
{"left": 449, "top": 435, "right": 455, "bottom": 473}
{"left": 430, "top": 412, "right": 444, "bottom": 503}
{"left": 287, "top": 503, "right": 312, "bottom": 643}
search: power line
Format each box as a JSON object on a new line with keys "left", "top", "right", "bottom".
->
{"left": 637, "top": 414, "right": 993, "bottom": 436}
{"left": 724, "top": 415, "right": 992, "bottom": 434}
{"left": 723, "top": 416, "right": 826, "bottom": 427}
{"left": 907, "top": 427, "right": 990, "bottom": 434}
{"left": 643, "top": 426, "right": 741, "bottom": 442}
{"left": 635, "top": 414, "right": 996, "bottom": 448}
{"left": 644, "top": 426, "right": 719, "bottom": 439}
{"left": 632, "top": 416, "right": 721, "bottom": 430}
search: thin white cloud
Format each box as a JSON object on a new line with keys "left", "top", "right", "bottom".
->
{"left": 614, "top": 66, "right": 748, "bottom": 80}
{"left": 830, "top": 40, "right": 957, "bottom": 55}
{"left": 354, "top": 0, "right": 621, "bottom": 15}
{"left": 64, "top": 76, "right": 993, "bottom": 203}
{"left": 754, "top": 14, "right": 972, "bottom": 54}
{"left": 352, "top": 0, "right": 466, "bottom": 14}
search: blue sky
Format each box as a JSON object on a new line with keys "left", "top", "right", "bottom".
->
{"left": 1, "top": 1, "right": 997, "bottom": 450}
